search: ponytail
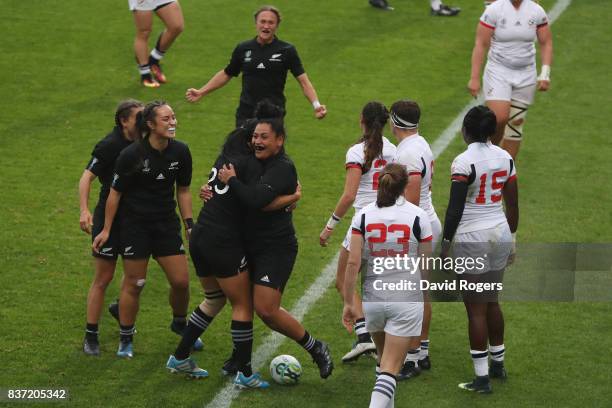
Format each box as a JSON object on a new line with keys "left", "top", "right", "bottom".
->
{"left": 376, "top": 163, "right": 408, "bottom": 208}
{"left": 358, "top": 101, "right": 389, "bottom": 172}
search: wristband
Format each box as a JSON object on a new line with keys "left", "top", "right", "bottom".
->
{"left": 326, "top": 213, "right": 341, "bottom": 230}
{"left": 184, "top": 218, "right": 194, "bottom": 230}
{"left": 537, "top": 65, "right": 551, "bottom": 82}
{"left": 312, "top": 100, "right": 322, "bottom": 110}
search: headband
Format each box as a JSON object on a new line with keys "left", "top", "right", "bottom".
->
{"left": 390, "top": 111, "right": 418, "bottom": 129}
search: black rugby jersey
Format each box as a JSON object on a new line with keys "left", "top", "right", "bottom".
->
{"left": 85, "top": 126, "right": 132, "bottom": 207}
{"left": 228, "top": 151, "right": 298, "bottom": 241}
{"left": 224, "top": 37, "right": 305, "bottom": 114}
{"left": 197, "top": 153, "right": 262, "bottom": 237}
{"left": 112, "top": 139, "right": 192, "bottom": 221}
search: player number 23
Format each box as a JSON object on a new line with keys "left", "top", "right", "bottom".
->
{"left": 366, "top": 223, "right": 410, "bottom": 256}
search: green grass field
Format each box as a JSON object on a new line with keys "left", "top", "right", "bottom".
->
{"left": 1, "top": 0, "right": 611, "bottom": 407}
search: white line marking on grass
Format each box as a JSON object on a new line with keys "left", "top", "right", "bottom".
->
{"left": 205, "top": 2, "right": 571, "bottom": 406}
{"left": 430, "top": 98, "right": 482, "bottom": 158}
{"left": 431, "top": 0, "right": 571, "bottom": 157}
{"left": 548, "top": 0, "right": 572, "bottom": 23}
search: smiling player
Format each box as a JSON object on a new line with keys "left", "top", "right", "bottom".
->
{"left": 92, "top": 101, "right": 199, "bottom": 359}
{"left": 185, "top": 6, "right": 326, "bottom": 126}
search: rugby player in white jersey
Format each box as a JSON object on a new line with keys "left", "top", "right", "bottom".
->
{"left": 319, "top": 102, "right": 396, "bottom": 362}
{"left": 389, "top": 100, "right": 441, "bottom": 379}
{"left": 343, "top": 163, "right": 433, "bottom": 408}
{"left": 468, "top": 0, "right": 553, "bottom": 160}
{"left": 441, "top": 105, "right": 519, "bottom": 394}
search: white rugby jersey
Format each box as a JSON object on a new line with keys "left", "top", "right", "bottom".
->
{"left": 480, "top": 0, "right": 548, "bottom": 69}
{"left": 351, "top": 199, "right": 432, "bottom": 301}
{"left": 451, "top": 142, "right": 516, "bottom": 234}
{"left": 395, "top": 134, "right": 437, "bottom": 219}
{"left": 345, "top": 137, "right": 397, "bottom": 211}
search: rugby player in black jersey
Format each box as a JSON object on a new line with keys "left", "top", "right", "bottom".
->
{"left": 166, "top": 101, "right": 300, "bottom": 387}
{"left": 79, "top": 99, "right": 143, "bottom": 356}
{"left": 185, "top": 6, "right": 326, "bottom": 126}
{"left": 93, "top": 100, "right": 199, "bottom": 359}
{"left": 218, "top": 117, "right": 334, "bottom": 380}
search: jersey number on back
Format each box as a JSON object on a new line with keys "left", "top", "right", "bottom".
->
{"left": 366, "top": 223, "right": 410, "bottom": 256}
{"left": 208, "top": 167, "right": 230, "bottom": 195}
{"left": 475, "top": 170, "right": 507, "bottom": 204}
{"left": 371, "top": 159, "right": 388, "bottom": 190}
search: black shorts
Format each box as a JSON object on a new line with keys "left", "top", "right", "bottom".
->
{"left": 119, "top": 216, "right": 185, "bottom": 259}
{"left": 248, "top": 238, "right": 298, "bottom": 292}
{"left": 91, "top": 205, "right": 121, "bottom": 260}
{"left": 189, "top": 223, "right": 247, "bottom": 278}
{"left": 235, "top": 104, "right": 255, "bottom": 128}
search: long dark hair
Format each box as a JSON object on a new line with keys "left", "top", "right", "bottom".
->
{"left": 462, "top": 105, "right": 497, "bottom": 143}
{"left": 358, "top": 101, "right": 389, "bottom": 172}
{"left": 376, "top": 163, "right": 408, "bottom": 208}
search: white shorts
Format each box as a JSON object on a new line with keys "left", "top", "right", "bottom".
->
{"left": 363, "top": 302, "right": 423, "bottom": 337}
{"left": 483, "top": 61, "right": 537, "bottom": 105}
{"left": 128, "top": 0, "right": 175, "bottom": 11}
{"left": 453, "top": 223, "right": 512, "bottom": 275}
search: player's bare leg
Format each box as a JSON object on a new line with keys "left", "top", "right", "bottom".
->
{"left": 86, "top": 258, "right": 116, "bottom": 326}
{"left": 336, "top": 248, "right": 375, "bottom": 362}
{"left": 154, "top": 2, "right": 184, "bottom": 52}
{"left": 485, "top": 100, "right": 511, "bottom": 146}
{"left": 370, "top": 334, "right": 413, "bottom": 408}
{"left": 157, "top": 255, "right": 190, "bottom": 319}
{"left": 487, "top": 278, "right": 506, "bottom": 380}
{"left": 150, "top": 2, "right": 184, "bottom": 83}
{"left": 500, "top": 100, "right": 529, "bottom": 160}
{"left": 254, "top": 285, "right": 334, "bottom": 378}
{"left": 418, "top": 301, "right": 432, "bottom": 369}
{"left": 132, "top": 10, "right": 159, "bottom": 87}
{"left": 133, "top": 11, "right": 153, "bottom": 65}
{"left": 83, "top": 258, "right": 117, "bottom": 355}
{"left": 459, "top": 300, "right": 492, "bottom": 393}
{"left": 117, "top": 258, "right": 148, "bottom": 357}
